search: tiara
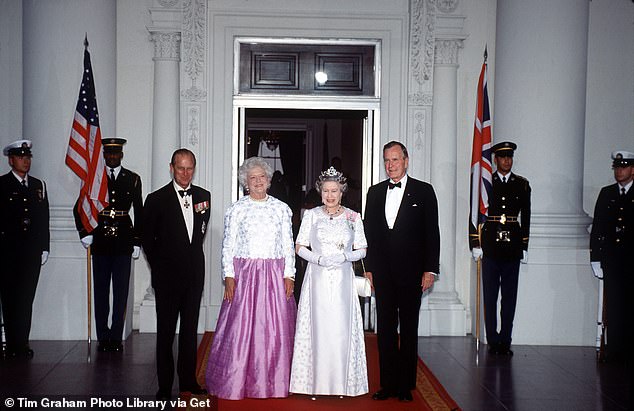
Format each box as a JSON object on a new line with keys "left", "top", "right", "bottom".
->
{"left": 318, "top": 166, "right": 346, "bottom": 183}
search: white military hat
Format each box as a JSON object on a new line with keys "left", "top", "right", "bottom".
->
{"left": 611, "top": 150, "right": 634, "bottom": 167}
{"left": 3, "top": 140, "right": 33, "bottom": 156}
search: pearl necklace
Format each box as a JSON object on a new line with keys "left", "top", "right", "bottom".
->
{"left": 324, "top": 205, "right": 342, "bottom": 220}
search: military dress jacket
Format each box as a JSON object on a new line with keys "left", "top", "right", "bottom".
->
{"left": 469, "top": 172, "right": 531, "bottom": 261}
{"left": 590, "top": 183, "right": 634, "bottom": 262}
{"left": 74, "top": 167, "right": 143, "bottom": 256}
{"left": 0, "top": 172, "right": 50, "bottom": 255}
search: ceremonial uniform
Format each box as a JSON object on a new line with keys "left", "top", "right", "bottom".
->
{"left": 73, "top": 138, "right": 143, "bottom": 352}
{"left": 0, "top": 140, "right": 49, "bottom": 359}
{"left": 590, "top": 150, "right": 634, "bottom": 362}
{"left": 469, "top": 141, "right": 531, "bottom": 355}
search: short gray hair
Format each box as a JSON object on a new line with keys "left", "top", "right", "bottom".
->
{"left": 238, "top": 156, "right": 273, "bottom": 189}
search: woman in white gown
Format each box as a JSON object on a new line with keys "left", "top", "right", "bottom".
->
{"left": 290, "top": 166, "right": 369, "bottom": 397}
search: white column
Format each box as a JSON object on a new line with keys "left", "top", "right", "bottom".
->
{"left": 492, "top": 0, "right": 596, "bottom": 345}
{"left": 423, "top": 38, "right": 466, "bottom": 336}
{"left": 140, "top": 8, "right": 183, "bottom": 332}
{"left": 148, "top": 31, "right": 182, "bottom": 189}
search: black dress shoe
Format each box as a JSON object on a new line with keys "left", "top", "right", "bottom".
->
{"left": 155, "top": 390, "right": 172, "bottom": 401}
{"left": 372, "top": 388, "right": 396, "bottom": 400}
{"left": 487, "top": 343, "right": 499, "bottom": 355}
{"left": 186, "top": 387, "right": 208, "bottom": 396}
{"left": 109, "top": 342, "right": 123, "bottom": 352}
{"left": 498, "top": 344, "right": 514, "bottom": 356}
{"left": 398, "top": 390, "right": 413, "bottom": 402}
{"left": 97, "top": 342, "right": 110, "bottom": 352}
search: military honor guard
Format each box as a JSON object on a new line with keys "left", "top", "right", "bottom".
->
{"left": 469, "top": 141, "right": 531, "bottom": 356}
{"left": 590, "top": 150, "right": 633, "bottom": 363}
{"left": 73, "top": 138, "right": 143, "bottom": 353}
{"left": 0, "top": 140, "right": 50, "bottom": 359}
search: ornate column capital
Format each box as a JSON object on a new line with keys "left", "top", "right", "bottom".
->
{"left": 434, "top": 39, "right": 463, "bottom": 66}
{"left": 149, "top": 31, "right": 181, "bottom": 61}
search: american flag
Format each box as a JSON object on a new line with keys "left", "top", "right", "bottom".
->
{"left": 469, "top": 52, "right": 493, "bottom": 231}
{"left": 65, "top": 44, "right": 109, "bottom": 232}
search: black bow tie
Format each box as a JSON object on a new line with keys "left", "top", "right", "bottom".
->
{"left": 178, "top": 189, "right": 191, "bottom": 198}
{"left": 388, "top": 181, "right": 402, "bottom": 190}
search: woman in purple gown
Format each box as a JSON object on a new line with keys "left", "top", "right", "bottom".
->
{"left": 205, "top": 157, "right": 296, "bottom": 400}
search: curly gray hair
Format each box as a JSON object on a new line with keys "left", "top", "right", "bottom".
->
{"left": 315, "top": 166, "right": 348, "bottom": 193}
{"left": 238, "top": 156, "right": 273, "bottom": 189}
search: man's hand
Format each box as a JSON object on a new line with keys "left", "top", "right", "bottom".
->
{"left": 520, "top": 250, "right": 528, "bottom": 264}
{"left": 364, "top": 272, "right": 374, "bottom": 290}
{"left": 41, "top": 251, "right": 49, "bottom": 265}
{"left": 132, "top": 246, "right": 141, "bottom": 259}
{"left": 471, "top": 247, "right": 483, "bottom": 261}
{"left": 80, "top": 235, "right": 93, "bottom": 249}
{"left": 422, "top": 272, "right": 435, "bottom": 292}
{"left": 223, "top": 277, "right": 236, "bottom": 301}
{"left": 591, "top": 261, "right": 603, "bottom": 280}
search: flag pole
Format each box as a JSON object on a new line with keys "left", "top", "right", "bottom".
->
{"left": 87, "top": 246, "right": 92, "bottom": 347}
{"left": 475, "top": 224, "right": 483, "bottom": 352}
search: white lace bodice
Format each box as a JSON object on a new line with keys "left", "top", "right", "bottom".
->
{"left": 222, "top": 195, "right": 295, "bottom": 278}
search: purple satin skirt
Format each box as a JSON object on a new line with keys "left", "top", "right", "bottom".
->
{"left": 205, "top": 258, "right": 297, "bottom": 400}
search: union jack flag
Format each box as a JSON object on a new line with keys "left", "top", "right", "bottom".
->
{"left": 65, "top": 41, "right": 109, "bottom": 232}
{"left": 469, "top": 51, "right": 493, "bottom": 233}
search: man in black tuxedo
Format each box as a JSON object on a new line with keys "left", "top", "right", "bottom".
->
{"left": 0, "top": 140, "right": 49, "bottom": 360}
{"left": 141, "top": 149, "right": 210, "bottom": 400}
{"left": 73, "top": 138, "right": 143, "bottom": 353}
{"left": 364, "top": 141, "right": 440, "bottom": 402}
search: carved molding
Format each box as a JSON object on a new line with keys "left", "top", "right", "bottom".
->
{"left": 181, "top": 0, "right": 207, "bottom": 101}
{"left": 434, "top": 39, "right": 462, "bottom": 65}
{"left": 408, "top": 92, "right": 434, "bottom": 106}
{"left": 150, "top": 32, "right": 181, "bottom": 61}
{"left": 412, "top": 109, "right": 426, "bottom": 150}
{"left": 409, "top": 0, "right": 436, "bottom": 88}
{"left": 186, "top": 104, "right": 200, "bottom": 146}
{"left": 437, "top": 0, "right": 458, "bottom": 14}
{"left": 157, "top": 0, "right": 179, "bottom": 8}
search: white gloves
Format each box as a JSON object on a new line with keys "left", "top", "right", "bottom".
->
{"left": 80, "top": 235, "right": 94, "bottom": 249}
{"left": 320, "top": 253, "right": 346, "bottom": 268}
{"left": 41, "top": 251, "right": 49, "bottom": 265}
{"left": 297, "top": 246, "right": 321, "bottom": 265}
{"left": 471, "top": 247, "right": 483, "bottom": 261}
{"left": 521, "top": 250, "right": 528, "bottom": 264}
{"left": 132, "top": 246, "right": 141, "bottom": 259}
{"left": 591, "top": 261, "right": 603, "bottom": 279}
{"left": 344, "top": 248, "right": 366, "bottom": 262}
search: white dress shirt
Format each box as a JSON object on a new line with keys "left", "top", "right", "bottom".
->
{"left": 173, "top": 181, "right": 194, "bottom": 242}
{"left": 618, "top": 180, "right": 632, "bottom": 194}
{"left": 385, "top": 174, "right": 408, "bottom": 229}
{"left": 12, "top": 171, "right": 28, "bottom": 186}
{"left": 109, "top": 165, "right": 122, "bottom": 180}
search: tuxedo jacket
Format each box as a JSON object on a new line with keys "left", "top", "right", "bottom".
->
{"left": 141, "top": 183, "right": 211, "bottom": 290}
{"left": 363, "top": 176, "right": 440, "bottom": 285}
{"left": 590, "top": 182, "right": 633, "bottom": 262}
{"left": 0, "top": 172, "right": 49, "bottom": 255}
{"left": 73, "top": 167, "right": 143, "bottom": 255}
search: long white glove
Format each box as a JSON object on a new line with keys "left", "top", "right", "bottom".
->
{"left": 321, "top": 253, "right": 346, "bottom": 268}
{"left": 471, "top": 247, "right": 483, "bottom": 261}
{"left": 297, "top": 246, "right": 321, "bottom": 265}
{"left": 80, "top": 235, "right": 93, "bottom": 249}
{"left": 132, "top": 246, "right": 141, "bottom": 259}
{"left": 41, "top": 251, "right": 49, "bottom": 265}
{"left": 591, "top": 261, "right": 603, "bottom": 280}
{"left": 521, "top": 250, "right": 528, "bottom": 264}
{"left": 344, "top": 248, "right": 366, "bottom": 262}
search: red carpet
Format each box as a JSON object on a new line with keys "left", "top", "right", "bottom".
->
{"left": 185, "top": 332, "right": 460, "bottom": 411}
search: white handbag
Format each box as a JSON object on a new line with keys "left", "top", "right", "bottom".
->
{"left": 355, "top": 276, "right": 372, "bottom": 297}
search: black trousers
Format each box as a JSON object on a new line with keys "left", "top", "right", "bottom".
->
{"left": 375, "top": 278, "right": 422, "bottom": 391}
{"left": 482, "top": 256, "right": 520, "bottom": 346}
{"left": 92, "top": 254, "right": 132, "bottom": 343}
{"left": 0, "top": 250, "right": 41, "bottom": 351}
{"left": 154, "top": 282, "right": 203, "bottom": 394}
{"left": 603, "top": 252, "right": 633, "bottom": 362}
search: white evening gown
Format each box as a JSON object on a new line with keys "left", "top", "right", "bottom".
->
{"left": 289, "top": 206, "right": 368, "bottom": 396}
